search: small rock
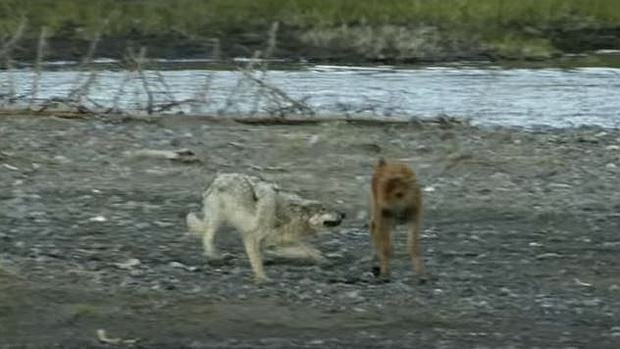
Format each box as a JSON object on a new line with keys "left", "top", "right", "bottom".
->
{"left": 574, "top": 278, "right": 592, "bottom": 287}
{"left": 423, "top": 186, "right": 436, "bottom": 193}
{"left": 124, "top": 148, "right": 199, "bottom": 163}
{"left": 577, "top": 136, "right": 599, "bottom": 144}
{"left": 605, "top": 163, "right": 617, "bottom": 169}
{"left": 344, "top": 290, "right": 361, "bottom": 299}
{"left": 356, "top": 210, "right": 368, "bottom": 220}
{"left": 536, "top": 252, "right": 562, "bottom": 260}
{"left": 605, "top": 145, "right": 620, "bottom": 151}
{"left": 129, "top": 269, "right": 144, "bottom": 277}
{"left": 582, "top": 298, "right": 602, "bottom": 306}
{"left": 416, "top": 145, "right": 431, "bottom": 153}
{"left": 499, "top": 287, "right": 517, "bottom": 297}
{"left": 2, "top": 163, "right": 19, "bottom": 171}
{"left": 359, "top": 143, "right": 382, "bottom": 153}
{"left": 608, "top": 284, "right": 620, "bottom": 291}
{"left": 114, "top": 258, "right": 141, "bottom": 270}
{"left": 308, "top": 135, "right": 320, "bottom": 145}
{"left": 169, "top": 261, "right": 199, "bottom": 272}
{"left": 154, "top": 221, "right": 175, "bottom": 228}
{"left": 53, "top": 155, "right": 71, "bottom": 164}
{"left": 135, "top": 222, "right": 150, "bottom": 229}
{"left": 89, "top": 215, "right": 107, "bottom": 223}
{"left": 169, "top": 261, "right": 187, "bottom": 269}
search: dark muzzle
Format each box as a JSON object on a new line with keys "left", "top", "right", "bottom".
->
{"left": 323, "top": 212, "right": 346, "bottom": 227}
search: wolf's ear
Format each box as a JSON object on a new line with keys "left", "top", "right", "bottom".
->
{"left": 377, "top": 158, "right": 386, "bottom": 167}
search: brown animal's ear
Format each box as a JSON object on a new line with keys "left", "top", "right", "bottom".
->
{"left": 377, "top": 158, "right": 386, "bottom": 167}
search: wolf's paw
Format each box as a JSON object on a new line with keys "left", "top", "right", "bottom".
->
{"left": 205, "top": 252, "right": 234, "bottom": 266}
{"left": 253, "top": 275, "right": 273, "bottom": 285}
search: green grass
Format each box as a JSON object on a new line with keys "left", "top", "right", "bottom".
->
{"left": 0, "top": 0, "right": 618, "bottom": 62}
{"left": 1, "top": 0, "right": 619, "bottom": 38}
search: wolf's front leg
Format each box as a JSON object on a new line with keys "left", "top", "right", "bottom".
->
{"left": 242, "top": 235, "right": 270, "bottom": 284}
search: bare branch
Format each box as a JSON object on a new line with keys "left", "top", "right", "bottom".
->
{"left": 238, "top": 68, "right": 314, "bottom": 117}
{"left": 0, "top": 18, "right": 27, "bottom": 58}
{"left": 29, "top": 27, "right": 48, "bottom": 108}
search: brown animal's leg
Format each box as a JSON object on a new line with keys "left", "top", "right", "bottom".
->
{"left": 371, "top": 212, "right": 394, "bottom": 281}
{"left": 407, "top": 205, "right": 426, "bottom": 281}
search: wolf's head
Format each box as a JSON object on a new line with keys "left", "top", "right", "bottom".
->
{"left": 278, "top": 192, "right": 345, "bottom": 236}
{"left": 300, "top": 201, "right": 345, "bottom": 232}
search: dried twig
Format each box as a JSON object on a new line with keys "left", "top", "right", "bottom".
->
{"left": 264, "top": 21, "right": 279, "bottom": 59}
{"left": 208, "top": 38, "right": 221, "bottom": 60}
{"left": 239, "top": 68, "right": 314, "bottom": 117}
{"left": 0, "top": 18, "right": 27, "bottom": 105}
{"left": 64, "top": 18, "right": 110, "bottom": 110}
{"left": 0, "top": 18, "right": 27, "bottom": 58}
{"left": 134, "top": 47, "right": 155, "bottom": 114}
{"left": 29, "top": 27, "right": 48, "bottom": 108}
{"left": 110, "top": 70, "right": 133, "bottom": 113}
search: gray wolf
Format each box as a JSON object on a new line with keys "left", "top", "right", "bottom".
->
{"left": 187, "top": 173, "right": 345, "bottom": 283}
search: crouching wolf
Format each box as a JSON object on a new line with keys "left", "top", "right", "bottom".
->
{"left": 187, "top": 173, "right": 345, "bottom": 283}
{"left": 370, "top": 158, "right": 427, "bottom": 282}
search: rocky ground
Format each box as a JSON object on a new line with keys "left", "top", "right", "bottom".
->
{"left": 1, "top": 113, "right": 620, "bottom": 348}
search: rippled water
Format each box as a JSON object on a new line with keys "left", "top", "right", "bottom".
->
{"left": 2, "top": 65, "right": 619, "bottom": 129}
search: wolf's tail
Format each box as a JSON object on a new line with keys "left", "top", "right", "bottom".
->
{"left": 186, "top": 212, "right": 206, "bottom": 237}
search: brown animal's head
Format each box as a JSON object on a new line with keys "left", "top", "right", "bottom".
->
{"left": 384, "top": 176, "right": 417, "bottom": 203}
{"left": 373, "top": 158, "right": 421, "bottom": 211}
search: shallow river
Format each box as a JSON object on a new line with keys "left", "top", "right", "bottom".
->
{"left": 2, "top": 65, "right": 619, "bottom": 129}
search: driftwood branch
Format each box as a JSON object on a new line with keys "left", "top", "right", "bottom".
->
{"left": 0, "top": 18, "right": 27, "bottom": 58}
{"left": 238, "top": 68, "right": 314, "bottom": 117}
{"left": 0, "top": 18, "right": 27, "bottom": 105}
{"left": 29, "top": 27, "right": 48, "bottom": 108}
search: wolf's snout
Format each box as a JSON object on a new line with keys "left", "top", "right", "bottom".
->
{"left": 323, "top": 219, "right": 341, "bottom": 227}
{"left": 323, "top": 212, "right": 345, "bottom": 227}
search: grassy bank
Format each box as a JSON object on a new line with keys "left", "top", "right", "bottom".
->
{"left": 1, "top": 0, "right": 620, "bottom": 62}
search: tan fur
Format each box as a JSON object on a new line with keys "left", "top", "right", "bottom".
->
{"left": 370, "top": 158, "right": 426, "bottom": 281}
{"left": 187, "top": 173, "right": 344, "bottom": 284}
